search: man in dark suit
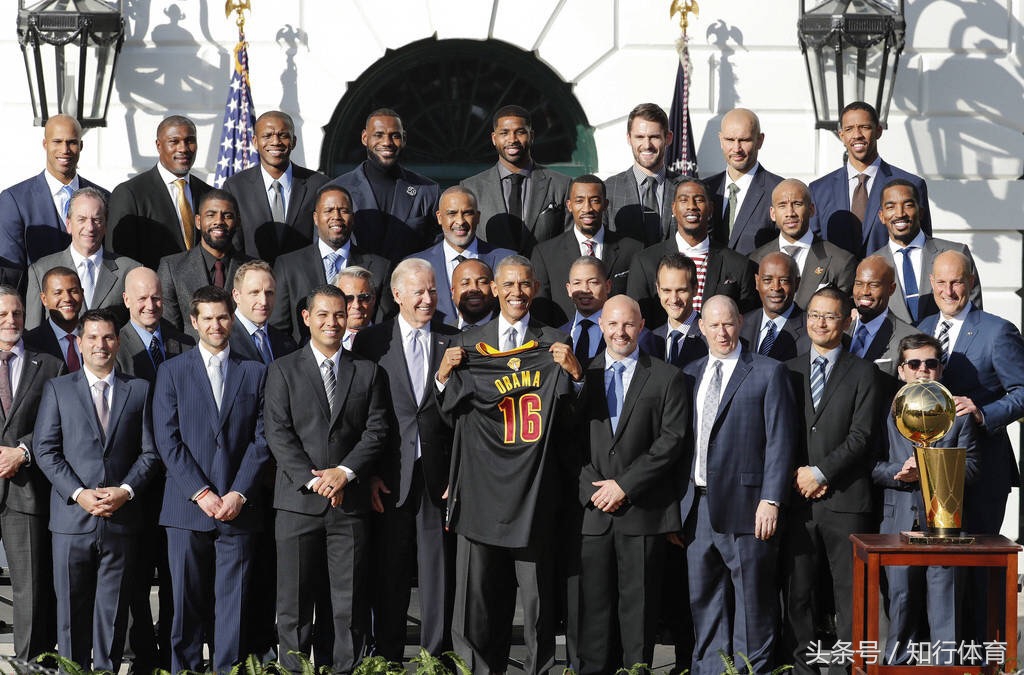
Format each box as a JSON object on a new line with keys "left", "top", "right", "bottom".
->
{"left": 704, "top": 108, "right": 784, "bottom": 255}
{"left": 783, "top": 287, "right": 880, "bottom": 675}
{"left": 352, "top": 259, "right": 459, "bottom": 660}
{"left": 460, "top": 105, "right": 572, "bottom": 256}
{"left": 271, "top": 185, "right": 390, "bottom": 345}
{"left": 329, "top": 108, "right": 440, "bottom": 264}
{"left": 0, "top": 286, "right": 65, "bottom": 660}
{"left": 740, "top": 252, "right": 808, "bottom": 362}
{"left": 152, "top": 286, "right": 269, "bottom": 675}
{"left": 558, "top": 257, "right": 611, "bottom": 369}
{"left": 532, "top": 174, "right": 641, "bottom": 326}
{"left": 576, "top": 295, "right": 689, "bottom": 673}
{"left": 450, "top": 259, "right": 497, "bottom": 331}
{"left": 646, "top": 254, "right": 707, "bottom": 368}
{"left": 33, "top": 308, "right": 160, "bottom": 671}
{"left": 117, "top": 267, "right": 195, "bottom": 381}
{"left": 223, "top": 110, "right": 329, "bottom": 264}
{"left": 229, "top": 260, "right": 297, "bottom": 364}
{"left": 627, "top": 179, "right": 758, "bottom": 326}
{"left": 409, "top": 186, "right": 513, "bottom": 327}
{"left": 25, "top": 187, "right": 141, "bottom": 329}
{"left": 809, "top": 101, "right": 931, "bottom": 258}
{"left": 23, "top": 266, "right": 84, "bottom": 370}
{"left": 750, "top": 178, "right": 856, "bottom": 310}
{"left": 107, "top": 115, "right": 213, "bottom": 270}
{"left": 848, "top": 256, "right": 920, "bottom": 380}
{"left": 868, "top": 179, "right": 981, "bottom": 326}
{"left": 679, "top": 295, "right": 797, "bottom": 675}
{"left": 265, "top": 284, "right": 390, "bottom": 673}
{"left": 157, "top": 189, "right": 252, "bottom": 340}
{"left": 603, "top": 103, "right": 680, "bottom": 246}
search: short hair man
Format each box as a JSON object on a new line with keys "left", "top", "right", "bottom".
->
{"left": 809, "top": 101, "right": 931, "bottom": 257}
{"left": 34, "top": 308, "right": 159, "bottom": 671}
{"left": 848, "top": 255, "right": 921, "bottom": 379}
{"left": 328, "top": 108, "right": 440, "bottom": 263}
{"left": 223, "top": 110, "right": 330, "bottom": 263}
{"left": 559, "top": 256, "right": 612, "bottom": 368}
{"left": 25, "top": 187, "right": 141, "bottom": 329}
{"left": 23, "top": 266, "right": 84, "bottom": 370}
{"left": 108, "top": 115, "right": 213, "bottom": 269}
{"left": 229, "top": 260, "right": 297, "bottom": 364}
{"left": 649, "top": 253, "right": 708, "bottom": 368}
{"left": 460, "top": 105, "right": 572, "bottom": 255}
{"left": 334, "top": 266, "right": 379, "bottom": 350}
{"left": 450, "top": 258, "right": 497, "bottom": 330}
{"left": 703, "top": 108, "right": 784, "bottom": 255}
{"left": 739, "top": 252, "right": 808, "bottom": 362}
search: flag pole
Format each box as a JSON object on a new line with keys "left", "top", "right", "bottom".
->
{"left": 213, "top": 0, "right": 258, "bottom": 187}
{"left": 667, "top": 0, "right": 700, "bottom": 177}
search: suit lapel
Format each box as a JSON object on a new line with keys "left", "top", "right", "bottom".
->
{"left": 426, "top": 330, "right": 449, "bottom": 409}
{"left": 862, "top": 162, "right": 892, "bottom": 245}
{"left": 392, "top": 172, "right": 417, "bottom": 224}
{"left": 525, "top": 170, "right": 551, "bottom": 231}
{"left": 217, "top": 357, "right": 244, "bottom": 427}
{"left": 812, "top": 353, "right": 852, "bottom": 423}
{"left": 284, "top": 170, "right": 307, "bottom": 225}
{"left": 863, "top": 317, "right": 894, "bottom": 362}
{"left": 920, "top": 238, "right": 939, "bottom": 296}
{"left": 300, "top": 348, "right": 331, "bottom": 420}
{"left": 729, "top": 171, "right": 766, "bottom": 248}
{"left": 330, "top": 354, "right": 355, "bottom": 428}
{"left": 3, "top": 354, "right": 45, "bottom": 429}
{"left": 952, "top": 310, "right": 981, "bottom": 355}
{"left": 612, "top": 356, "right": 649, "bottom": 442}
{"left": 189, "top": 350, "right": 222, "bottom": 435}
{"left": 104, "top": 376, "right": 130, "bottom": 450}
{"left": 74, "top": 372, "right": 104, "bottom": 446}
{"left": 704, "top": 245, "right": 725, "bottom": 291}
{"left": 90, "top": 255, "right": 118, "bottom": 309}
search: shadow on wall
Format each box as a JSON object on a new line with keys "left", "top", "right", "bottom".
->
{"left": 695, "top": 19, "right": 746, "bottom": 176}
{"left": 276, "top": 24, "right": 309, "bottom": 168}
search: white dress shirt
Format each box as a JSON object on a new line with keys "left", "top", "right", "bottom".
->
{"left": 573, "top": 225, "right": 605, "bottom": 259}
{"left": 723, "top": 164, "right": 758, "bottom": 220}
{"left": 887, "top": 230, "right": 926, "bottom": 303}
{"left": 778, "top": 229, "right": 815, "bottom": 274}
{"left": 261, "top": 163, "right": 293, "bottom": 215}
{"left": 442, "top": 239, "right": 480, "bottom": 282}
{"left": 845, "top": 157, "right": 881, "bottom": 206}
{"left": 43, "top": 171, "right": 80, "bottom": 222}
{"left": 156, "top": 162, "right": 194, "bottom": 233}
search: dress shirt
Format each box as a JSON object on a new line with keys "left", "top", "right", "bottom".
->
{"left": 845, "top": 157, "right": 881, "bottom": 207}
{"left": 573, "top": 225, "right": 605, "bottom": 259}
{"left": 777, "top": 229, "right": 815, "bottom": 274}
{"left": 808, "top": 345, "right": 842, "bottom": 484}
{"left": 156, "top": 162, "right": 194, "bottom": 233}
{"left": 307, "top": 343, "right": 355, "bottom": 485}
{"left": 497, "top": 162, "right": 533, "bottom": 218}
{"left": 442, "top": 239, "right": 480, "bottom": 282}
{"left": 664, "top": 312, "right": 698, "bottom": 360}
{"left": 129, "top": 320, "right": 163, "bottom": 354}
{"left": 43, "top": 171, "right": 80, "bottom": 221}
{"left": 887, "top": 229, "right": 926, "bottom": 302}
{"left": 722, "top": 164, "right": 758, "bottom": 220}
{"left": 73, "top": 367, "right": 134, "bottom": 501}
{"left": 68, "top": 245, "right": 104, "bottom": 307}
{"left": 198, "top": 342, "right": 230, "bottom": 397}
{"left": 317, "top": 237, "right": 352, "bottom": 272}
{"left": 694, "top": 343, "right": 741, "bottom": 486}
{"left": 935, "top": 304, "right": 971, "bottom": 360}
{"left": 571, "top": 309, "right": 603, "bottom": 360}
{"left": 850, "top": 309, "right": 888, "bottom": 354}
{"left": 497, "top": 313, "right": 530, "bottom": 350}
{"left": 234, "top": 310, "right": 272, "bottom": 359}
{"left": 758, "top": 304, "right": 795, "bottom": 351}
{"left": 261, "top": 162, "right": 293, "bottom": 215}
{"left": 341, "top": 329, "right": 357, "bottom": 351}
{"left": 603, "top": 347, "right": 640, "bottom": 402}
{"left": 49, "top": 319, "right": 80, "bottom": 365}
{"left": 676, "top": 233, "right": 711, "bottom": 259}
{"left": 631, "top": 164, "right": 668, "bottom": 217}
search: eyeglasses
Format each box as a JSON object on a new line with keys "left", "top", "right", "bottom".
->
{"left": 343, "top": 293, "right": 373, "bottom": 304}
{"left": 902, "top": 358, "right": 940, "bottom": 371}
{"left": 807, "top": 312, "right": 843, "bottom": 323}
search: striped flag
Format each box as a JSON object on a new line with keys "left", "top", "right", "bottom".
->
{"left": 667, "top": 36, "right": 699, "bottom": 177}
{"left": 213, "top": 29, "right": 257, "bottom": 187}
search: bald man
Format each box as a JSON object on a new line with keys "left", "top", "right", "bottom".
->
{"left": 703, "top": 108, "right": 784, "bottom": 255}
{"left": 848, "top": 255, "right": 920, "bottom": 380}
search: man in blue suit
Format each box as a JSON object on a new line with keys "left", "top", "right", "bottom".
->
{"left": 0, "top": 114, "right": 107, "bottom": 276}
{"left": 678, "top": 295, "right": 797, "bottom": 675}
{"left": 33, "top": 308, "right": 159, "bottom": 671}
{"left": 809, "top": 101, "right": 931, "bottom": 258}
{"left": 153, "top": 285, "right": 269, "bottom": 674}
{"left": 409, "top": 186, "right": 514, "bottom": 327}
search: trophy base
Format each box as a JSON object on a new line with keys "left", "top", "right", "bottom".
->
{"left": 900, "top": 530, "right": 975, "bottom": 545}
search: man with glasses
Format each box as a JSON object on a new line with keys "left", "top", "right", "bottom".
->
{"left": 334, "top": 266, "right": 378, "bottom": 350}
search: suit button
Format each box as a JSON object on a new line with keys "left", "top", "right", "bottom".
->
{"left": 610, "top": 451, "right": 616, "bottom": 455}
{"left": 811, "top": 426, "right": 816, "bottom": 432}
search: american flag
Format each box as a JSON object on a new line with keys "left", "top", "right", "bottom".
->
{"left": 667, "top": 36, "right": 699, "bottom": 177}
{"left": 213, "top": 29, "right": 257, "bottom": 187}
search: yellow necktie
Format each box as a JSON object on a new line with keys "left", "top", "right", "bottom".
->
{"left": 175, "top": 178, "right": 195, "bottom": 250}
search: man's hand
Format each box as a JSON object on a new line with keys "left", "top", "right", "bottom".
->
{"left": 794, "top": 466, "right": 824, "bottom": 499}
{"left": 0, "top": 446, "right": 26, "bottom": 479}
{"left": 214, "top": 492, "right": 245, "bottom": 521}
{"left": 953, "top": 396, "right": 983, "bottom": 424}
{"left": 369, "top": 476, "right": 391, "bottom": 514}
{"left": 436, "top": 347, "right": 466, "bottom": 384}
{"left": 75, "top": 488, "right": 107, "bottom": 515}
{"left": 197, "top": 490, "right": 224, "bottom": 518}
{"left": 590, "top": 479, "right": 627, "bottom": 513}
{"left": 666, "top": 532, "right": 686, "bottom": 548}
{"left": 754, "top": 501, "right": 779, "bottom": 540}
{"left": 92, "top": 487, "right": 131, "bottom": 516}
{"left": 893, "top": 455, "right": 919, "bottom": 483}
{"left": 550, "top": 342, "right": 583, "bottom": 381}
{"left": 312, "top": 467, "right": 349, "bottom": 502}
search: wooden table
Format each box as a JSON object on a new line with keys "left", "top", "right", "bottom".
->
{"left": 850, "top": 533, "right": 1020, "bottom": 675}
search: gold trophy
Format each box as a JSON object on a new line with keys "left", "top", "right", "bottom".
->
{"left": 892, "top": 380, "right": 972, "bottom": 543}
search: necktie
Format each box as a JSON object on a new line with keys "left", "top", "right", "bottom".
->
{"left": 321, "top": 359, "right": 337, "bottom": 413}
{"left": 149, "top": 334, "right": 165, "bottom": 367}
{"left": 64, "top": 335, "right": 80, "bottom": 372}
{"left": 607, "top": 360, "right": 626, "bottom": 433}
{"left": 208, "top": 355, "right": 224, "bottom": 411}
{"left": 503, "top": 326, "right": 518, "bottom": 352}
{"left": 690, "top": 254, "right": 707, "bottom": 313}
{"left": 759, "top": 321, "right": 778, "bottom": 356}
{"left": 574, "top": 319, "right": 593, "bottom": 363}
{"left": 642, "top": 176, "right": 659, "bottom": 213}
{"left": 407, "top": 329, "right": 426, "bottom": 403}
{"left": 92, "top": 380, "right": 109, "bottom": 439}
{"left": 810, "top": 355, "right": 827, "bottom": 410}
{"left": 667, "top": 329, "right": 683, "bottom": 364}
{"left": 581, "top": 239, "right": 595, "bottom": 257}
{"left": 175, "top": 178, "right": 195, "bottom": 250}
{"left": 937, "top": 320, "right": 952, "bottom": 364}
{"left": 0, "top": 351, "right": 14, "bottom": 415}
{"left": 59, "top": 184, "right": 74, "bottom": 228}
{"left": 253, "top": 328, "right": 272, "bottom": 364}
{"left": 851, "top": 173, "right": 869, "bottom": 223}
{"left": 897, "top": 247, "right": 919, "bottom": 322}
{"left": 212, "top": 259, "right": 226, "bottom": 288}
{"left": 507, "top": 173, "right": 525, "bottom": 220}
{"left": 783, "top": 245, "right": 801, "bottom": 259}
{"left": 698, "top": 360, "right": 723, "bottom": 483}
{"left": 850, "top": 324, "right": 869, "bottom": 358}
{"left": 324, "top": 251, "right": 342, "bottom": 284}
{"left": 81, "top": 258, "right": 96, "bottom": 308}
{"left": 726, "top": 182, "right": 740, "bottom": 236}
{"left": 270, "top": 179, "right": 286, "bottom": 221}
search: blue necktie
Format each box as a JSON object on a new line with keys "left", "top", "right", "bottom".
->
{"left": 810, "top": 356, "right": 827, "bottom": 410}
{"left": 758, "top": 321, "right": 777, "bottom": 356}
{"left": 324, "top": 251, "right": 342, "bottom": 283}
{"left": 253, "top": 327, "right": 273, "bottom": 364}
{"left": 897, "top": 247, "right": 919, "bottom": 322}
{"left": 59, "top": 184, "right": 74, "bottom": 224}
{"left": 850, "top": 324, "right": 869, "bottom": 358}
{"left": 667, "top": 330, "right": 683, "bottom": 364}
{"left": 607, "top": 361, "right": 626, "bottom": 433}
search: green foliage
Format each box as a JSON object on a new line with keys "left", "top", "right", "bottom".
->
{"left": 613, "top": 664, "right": 653, "bottom": 675}
{"left": 351, "top": 655, "right": 404, "bottom": 675}
{"left": 718, "top": 650, "right": 792, "bottom": 675}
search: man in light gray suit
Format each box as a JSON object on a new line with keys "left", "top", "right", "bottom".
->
{"left": 460, "top": 105, "right": 571, "bottom": 256}
{"left": 25, "top": 188, "right": 140, "bottom": 329}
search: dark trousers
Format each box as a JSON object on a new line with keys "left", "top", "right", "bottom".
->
{"left": 1, "top": 505, "right": 56, "bottom": 659}
{"left": 127, "top": 481, "right": 172, "bottom": 672}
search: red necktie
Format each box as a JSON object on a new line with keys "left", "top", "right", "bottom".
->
{"left": 64, "top": 335, "right": 80, "bottom": 372}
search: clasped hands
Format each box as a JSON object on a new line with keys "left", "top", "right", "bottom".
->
{"left": 312, "top": 467, "right": 348, "bottom": 508}
{"left": 794, "top": 466, "right": 828, "bottom": 500}
{"left": 75, "top": 487, "right": 130, "bottom": 518}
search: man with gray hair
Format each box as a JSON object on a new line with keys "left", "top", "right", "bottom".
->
{"left": 335, "top": 265, "right": 378, "bottom": 350}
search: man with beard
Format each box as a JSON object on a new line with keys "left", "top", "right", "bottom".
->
{"left": 24, "top": 266, "right": 85, "bottom": 370}
{"left": 335, "top": 266, "right": 378, "bottom": 351}
{"left": 739, "top": 252, "right": 809, "bottom": 362}
{"left": 450, "top": 259, "right": 496, "bottom": 330}
{"left": 848, "top": 255, "right": 920, "bottom": 380}
{"left": 157, "top": 190, "right": 252, "bottom": 341}
{"left": 329, "top": 108, "right": 439, "bottom": 264}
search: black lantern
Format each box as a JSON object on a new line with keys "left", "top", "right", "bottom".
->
{"left": 17, "top": 0, "right": 125, "bottom": 128}
{"left": 798, "top": 0, "right": 906, "bottom": 131}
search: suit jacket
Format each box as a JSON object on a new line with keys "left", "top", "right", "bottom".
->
{"left": 751, "top": 236, "right": 858, "bottom": 310}
{"left": 852, "top": 312, "right": 920, "bottom": 378}
{"left": 269, "top": 242, "right": 391, "bottom": 344}
{"left": 156, "top": 246, "right": 252, "bottom": 339}
{"left": 868, "top": 236, "right": 982, "bottom": 325}
{"left": 409, "top": 238, "right": 515, "bottom": 327}
{"left": 352, "top": 319, "right": 458, "bottom": 507}
{"left": 115, "top": 319, "right": 195, "bottom": 384}
{"left": 681, "top": 350, "right": 798, "bottom": 533}
{"left": 648, "top": 323, "right": 708, "bottom": 368}
{"left": 704, "top": 164, "right": 784, "bottom": 256}
{"left": 578, "top": 352, "right": 690, "bottom": 536}
{"left": 604, "top": 168, "right": 682, "bottom": 246}
{"left": 919, "top": 308, "right": 1024, "bottom": 498}
{"left": 264, "top": 346, "right": 390, "bottom": 516}
{"left": 107, "top": 166, "right": 213, "bottom": 270}
{"left": 223, "top": 163, "right": 330, "bottom": 264}
{"left": 558, "top": 317, "right": 608, "bottom": 369}
{"left": 460, "top": 163, "right": 572, "bottom": 256}
{"left": 24, "top": 247, "right": 142, "bottom": 329}
{"left": 0, "top": 348, "right": 65, "bottom": 515}
{"left": 786, "top": 350, "right": 881, "bottom": 515}
{"left": 531, "top": 227, "right": 642, "bottom": 326}
{"left": 153, "top": 349, "right": 269, "bottom": 533}
{"left": 0, "top": 171, "right": 108, "bottom": 268}
{"left": 808, "top": 160, "right": 931, "bottom": 258}
{"left": 228, "top": 320, "right": 297, "bottom": 365}
{"left": 23, "top": 321, "right": 73, "bottom": 367}
{"left": 740, "top": 307, "right": 809, "bottom": 362}
{"left": 627, "top": 238, "right": 759, "bottom": 326}
{"left": 33, "top": 370, "right": 159, "bottom": 534}
{"left": 330, "top": 162, "right": 440, "bottom": 264}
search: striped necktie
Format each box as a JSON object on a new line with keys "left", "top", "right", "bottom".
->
{"left": 759, "top": 321, "right": 778, "bottom": 356}
{"left": 810, "top": 356, "right": 827, "bottom": 410}
{"left": 937, "top": 320, "right": 952, "bottom": 363}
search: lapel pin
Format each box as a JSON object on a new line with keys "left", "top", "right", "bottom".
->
{"left": 406, "top": 186, "right": 417, "bottom": 196}
{"left": 814, "top": 266, "right": 824, "bottom": 276}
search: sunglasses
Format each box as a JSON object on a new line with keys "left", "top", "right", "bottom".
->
{"left": 343, "top": 293, "right": 373, "bottom": 304}
{"left": 902, "top": 358, "right": 940, "bottom": 370}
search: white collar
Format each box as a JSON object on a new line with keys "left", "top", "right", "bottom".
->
{"left": 260, "top": 162, "right": 293, "bottom": 192}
